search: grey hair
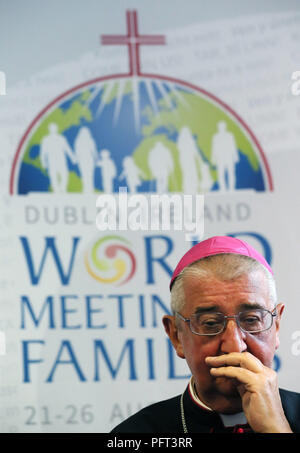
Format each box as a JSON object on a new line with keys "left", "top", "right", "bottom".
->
{"left": 170, "top": 254, "right": 277, "bottom": 316}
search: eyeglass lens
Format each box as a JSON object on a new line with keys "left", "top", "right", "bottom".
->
{"left": 190, "top": 309, "right": 273, "bottom": 335}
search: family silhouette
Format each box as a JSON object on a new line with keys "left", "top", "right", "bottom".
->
{"left": 39, "top": 122, "right": 239, "bottom": 194}
{"left": 211, "top": 121, "right": 239, "bottom": 191}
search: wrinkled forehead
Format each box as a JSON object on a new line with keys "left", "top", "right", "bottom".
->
{"left": 182, "top": 269, "right": 272, "bottom": 311}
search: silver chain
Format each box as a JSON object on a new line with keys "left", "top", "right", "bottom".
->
{"left": 180, "top": 392, "right": 188, "bottom": 433}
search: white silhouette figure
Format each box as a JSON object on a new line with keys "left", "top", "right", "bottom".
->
{"left": 177, "top": 126, "right": 212, "bottom": 194}
{"left": 97, "top": 149, "right": 117, "bottom": 193}
{"left": 148, "top": 142, "right": 174, "bottom": 193}
{"left": 74, "top": 126, "right": 98, "bottom": 193}
{"left": 40, "top": 123, "right": 76, "bottom": 193}
{"left": 211, "top": 121, "right": 239, "bottom": 192}
{"left": 119, "top": 156, "right": 146, "bottom": 193}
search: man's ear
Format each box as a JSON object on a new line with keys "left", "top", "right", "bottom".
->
{"left": 275, "top": 303, "right": 285, "bottom": 350}
{"left": 162, "top": 315, "right": 185, "bottom": 359}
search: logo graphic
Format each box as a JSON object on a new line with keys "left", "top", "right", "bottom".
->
{"left": 10, "top": 10, "right": 273, "bottom": 195}
{"left": 272, "top": 354, "right": 281, "bottom": 372}
{"left": 85, "top": 235, "right": 136, "bottom": 285}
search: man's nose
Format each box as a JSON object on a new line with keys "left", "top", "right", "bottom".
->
{"left": 219, "top": 318, "right": 247, "bottom": 354}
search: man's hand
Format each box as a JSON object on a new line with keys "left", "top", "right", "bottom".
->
{"left": 205, "top": 352, "right": 292, "bottom": 433}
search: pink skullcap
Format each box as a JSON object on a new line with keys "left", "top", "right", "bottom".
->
{"left": 170, "top": 236, "right": 273, "bottom": 290}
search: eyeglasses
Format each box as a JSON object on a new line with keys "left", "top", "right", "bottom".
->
{"left": 175, "top": 307, "right": 277, "bottom": 336}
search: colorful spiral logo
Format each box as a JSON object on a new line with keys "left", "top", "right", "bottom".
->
{"left": 85, "top": 235, "right": 136, "bottom": 285}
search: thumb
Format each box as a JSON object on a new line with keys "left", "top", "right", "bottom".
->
{"left": 237, "top": 384, "right": 246, "bottom": 398}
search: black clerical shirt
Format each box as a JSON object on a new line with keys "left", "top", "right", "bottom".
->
{"left": 111, "top": 386, "right": 300, "bottom": 433}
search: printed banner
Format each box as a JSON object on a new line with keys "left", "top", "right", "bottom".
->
{"left": 0, "top": 8, "right": 300, "bottom": 432}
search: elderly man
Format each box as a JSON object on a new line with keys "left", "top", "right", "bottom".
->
{"left": 111, "top": 236, "right": 300, "bottom": 433}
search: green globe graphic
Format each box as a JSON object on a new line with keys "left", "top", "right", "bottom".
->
{"left": 10, "top": 11, "right": 272, "bottom": 195}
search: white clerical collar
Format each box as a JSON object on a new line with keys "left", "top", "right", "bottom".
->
{"left": 219, "top": 412, "right": 248, "bottom": 427}
{"left": 189, "top": 377, "right": 213, "bottom": 411}
{"left": 189, "top": 377, "right": 248, "bottom": 427}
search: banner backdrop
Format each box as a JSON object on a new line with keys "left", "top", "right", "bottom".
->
{"left": 1, "top": 6, "right": 300, "bottom": 432}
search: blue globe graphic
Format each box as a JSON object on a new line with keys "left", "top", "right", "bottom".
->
{"left": 13, "top": 75, "right": 270, "bottom": 194}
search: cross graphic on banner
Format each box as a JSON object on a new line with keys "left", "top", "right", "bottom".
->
{"left": 101, "top": 10, "right": 166, "bottom": 76}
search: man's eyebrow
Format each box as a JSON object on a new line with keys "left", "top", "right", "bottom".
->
{"left": 193, "top": 302, "right": 267, "bottom": 315}
{"left": 238, "top": 302, "right": 266, "bottom": 311}
{"left": 193, "top": 306, "right": 221, "bottom": 314}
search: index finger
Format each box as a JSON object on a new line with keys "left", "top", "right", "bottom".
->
{"left": 205, "top": 352, "right": 263, "bottom": 373}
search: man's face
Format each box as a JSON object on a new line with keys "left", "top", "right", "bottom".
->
{"left": 163, "top": 270, "right": 283, "bottom": 413}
